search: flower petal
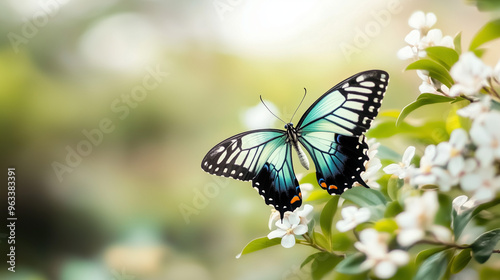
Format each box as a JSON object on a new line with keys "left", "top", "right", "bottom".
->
{"left": 268, "top": 229, "right": 286, "bottom": 239}
{"left": 374, "top": 261, "right": 398, "bottom": 279}
{"left": 281, "top": 234, "right": 296, "bottom": 248}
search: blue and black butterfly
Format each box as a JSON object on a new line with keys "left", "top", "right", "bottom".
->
{"left": 201, "top": 70, "right": 389, "bottom": 218}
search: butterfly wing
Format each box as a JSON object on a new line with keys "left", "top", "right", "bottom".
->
{"left": 297, "top": 70, "right": 388, "bottom": 194}
{"left": 201, "top": 130, "right": 302, "bottom": 217}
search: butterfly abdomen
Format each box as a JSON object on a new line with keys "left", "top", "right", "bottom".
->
{"left": 285, "top": 123, "right": 310, "bottom": 170}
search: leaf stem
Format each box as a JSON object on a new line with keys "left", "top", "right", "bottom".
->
{"left": 415, "top": 239, "right": 470, "bottom": 250}
{"left": 300, "top": 233, "right": 330, "bottom": 253}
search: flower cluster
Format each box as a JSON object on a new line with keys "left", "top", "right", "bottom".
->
{"left": 398, "top": 11, "right": 454, "bottom": 95}
{"left": 240, "top": 9, "right": 500, "bottom": 280}
{"left": 267, "top": 204, "right": 313, "bottom": 248}
{"left": 397, "top": 11, "right": 454, "bottom": 61}
{"left": 355, "top": 229, "right": 409, "bottom": 278}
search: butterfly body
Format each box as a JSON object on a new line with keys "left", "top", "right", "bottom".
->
{"left": 202, "top": 70, "right": 389, "bottom": 218}
{"left": 285, "top": 123, "right": 309, "bottom": 170}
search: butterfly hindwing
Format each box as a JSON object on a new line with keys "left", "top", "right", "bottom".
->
{"left": 201, "top": 130, "right": 302, "bottom": 216}
{"left": 252, "top": 143, "right": 302, "bottom": 217}
{"left": 299, "top": 132, "right": 369, "bottom": 194}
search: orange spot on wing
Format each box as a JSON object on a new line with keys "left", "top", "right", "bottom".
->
{"left": 290, "top": 195, "right": 300, "bottom": 204}
{"left": 320, "top": 182, "right": 327, "bottom": 189}
{"left": 299, "top": 192, "right": 302, "bottom": 198}
{"left": 329, "top": 185, "right": 338, "bottom": 190}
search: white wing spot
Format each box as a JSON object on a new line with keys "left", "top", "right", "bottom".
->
{"left": 203, "top": 161, "right": 208, "bottom": 166}
{"left": 215, "top": 167, "right": 219, "bottom": 172}
{"left": 208, "top": 164, "right": 213, "bottom": 169}
{"left": 356, "top": 75, "right": 365, "bottom": 82}
{"left": 261, "top": 190, "right": 265, "bottom": 193}
{"left": 231, "top": 170, "right": 236, "bottom": 175}
{"left": 360, "top": 81, "right": 375, "bottom": 87}
{"left": 216, "top": 146, "right": 225, "bottom": 153}
{"left": 223, "top": 168, "right": 228, "bottom": 173}
{"left": 255, "top": 182, "right": 260, "bottom": 186}
{"left": 346, "top": 87, "right": 372, "bottom": 94}
{"left": 239, "top": 172, "right": 244, "bottom": 177}
{"left": 269, "top": 198, "right": 273, "bottom": 201}
{"left": 342, "top": 83, "right": 349, "bottom": 88}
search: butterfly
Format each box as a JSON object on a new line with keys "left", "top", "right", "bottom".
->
{"left": 201, "top": 70, "right": 388, "bottom": 219}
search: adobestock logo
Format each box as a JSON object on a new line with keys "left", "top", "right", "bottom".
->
{"left": 7, "top": 0, "right": 70, "bottom": 54}
{"left": 51, "top": 65, "right": 169, "bottom": 183}
{"left": 339, "top": 0, "right": 402, "bottom": 62}
{"left": 213, "top": 0, "right": 245, "bottom": 21}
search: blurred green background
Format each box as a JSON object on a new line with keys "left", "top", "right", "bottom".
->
{"left": 0, "top": 0, "right": 498, "bottom": 279}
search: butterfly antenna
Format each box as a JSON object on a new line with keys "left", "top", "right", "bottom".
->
{"left": 260, "top": 95, "right": 287, "bottom": 125}
{"left": 289, "top": 88, "right": 307, "bottom": 122}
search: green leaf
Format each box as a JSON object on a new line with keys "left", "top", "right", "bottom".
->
{"left": 310, "top": 252, "right": 342, "bottom": 280}
{"left": 452, "top": 197, "right": 500, "bottom": 238}
{"left": 386, "top": 176, "right": 403, "bottom": 201}
{"left": 300, "top": 172, "right": 318, "bottom": 185}
{"left": 373, "top": 218, "right": 398, "bottom": 233}
{"left": 306, "top": 189, "right": 333, "bottom": 202}
{"left": 470, "top": 18, "right": 500, "bottom": 50}
{"left": 384, "top": 200, "right": 403, "bottom": 218}
{"left": 471, "top": 228, "right": 500, "bottom": 264}
{"left": 467, "top": 0, "right": 500, "bottom": 11}
{"left": 425, "top": 46, "right": 459, "bottom": 70}
{"left": 330, "top": 232, "right": 352, "bottom": 251}
{"left": 320, "top": 196, "right": 339, "bottom": 241}
{"left": 454, "top": 32, "right": 462, "bottom": 54}
{"left": 450, "top": 248, "right": 472, "bottom": 274}
{"left": 335, "top": 253, "right": 367, "bottom": 275}
{"left": 406, "top": 59, "right": 454, "bottom": 87}
{"left": 313, "top": 231, "right": 331, "bottom": 251}
{"left": 236, "top": 237, "right": 281, "bottom": 258}
{"left": 301, "top": 252, "right": 320, "bottom": 269}
{"left": 414, "top": 249, "right": 453, "bottom": 280}
{"left": 415, "top": 247, "right": 447, "bottom": 266}
{"left": 435, "top": 193, "right": 452, "bottom": 227}
{"left": 396, "top": 93, "right": 454, "bottom": 126}
{"left": 341, "top": 187, "right": 387, "bottom": 207}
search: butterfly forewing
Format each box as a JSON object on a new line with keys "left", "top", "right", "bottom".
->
{"left": 201, "top": 130, "right": 285, "bottom": 180}
{"left": 201, "top": 129, "right": 302, "bottom": 217}
{"left": 297, "top": 70, "right": 388, "bottom": 194}
{"left": 297, "top": 70, "right": 388, "bottom": 136}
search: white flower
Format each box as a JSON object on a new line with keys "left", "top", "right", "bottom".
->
{"left": 494, "top": 59, "right": 500, "bottom": 82}
{"left": 410, "top": 145, "right": 451, "bottom": 187}
{"left": 396, "top": 191, "right": 439, "bottom": 246}
{"left": 354, "top": 229, "right": 409, "bottom": 279}
{"left": 417, "top": 70, "right": 450, "bottom": 95}
{"left": 449, "top": 52, "right": 492, "bottom": 97}
{"left": 356, "top": 139, "right": 382, "bottom": 189}
{"left": 461, "top": 167, "right": 500, "bottom": 203}
{"left": 470, "top": 111, "right": 500, "bottom": 166}
{"left": 397, "top": 30, "right": 423, "bottom": 60}
{"left": 241, "top": 100, "right": 278, "bottom": 130}
{"left": 419, "top": 29, "right": 454, "bottom": 51}
{"left": 408, "top": 11, "right": 437, "bottom": 32}
{"left": 436, "top": 128, "right": 468, "bottom": 176}
{"left": 452, "top": 195, "right": 478, "bottom": 215}
{"left": 268, "top": 204, "right": 313, "bottom": 230}
{"left": 383, "top": 146, "right": 416, "bottom": 179}
{"left": 457, "top": 95, "right": 491, "bottom": 120}
{"left": 336, "top": 206, "right": 371, "bottom": 232}
{"left": 268, "top": 212, "right": 308, "bottom": 248}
